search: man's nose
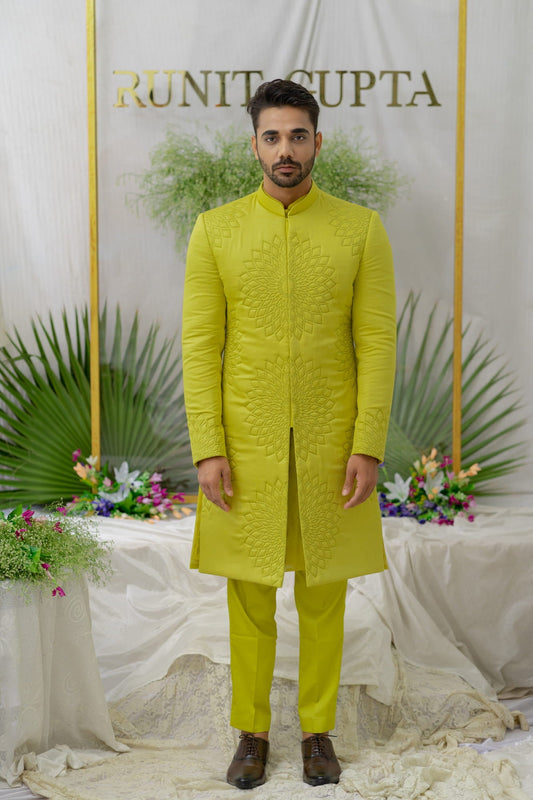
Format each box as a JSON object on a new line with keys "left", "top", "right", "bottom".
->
{"left": 277, "top": 137, "right": 295, "bottom": 159}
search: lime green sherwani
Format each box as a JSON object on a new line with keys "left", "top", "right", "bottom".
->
{"left": 182, "top": 181, "right": 396, "bottom": 588}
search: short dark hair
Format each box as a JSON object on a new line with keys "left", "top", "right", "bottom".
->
{"left": 246, "top": 78, "right": 320, "bottom": 132}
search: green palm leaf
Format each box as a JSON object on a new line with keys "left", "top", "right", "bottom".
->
{"left": 0, "top": 306, "right": 194, "bottom": 508}
{"left": 382, "top": 292, "right": 525, "bottom": 492}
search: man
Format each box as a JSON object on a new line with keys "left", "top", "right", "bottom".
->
{"left": 182, "top": 78, "right": 396, "bottom": 789}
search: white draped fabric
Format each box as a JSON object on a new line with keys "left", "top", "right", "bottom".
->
{"left": 0, "top": 579, "right": 127, "bottom": 787}
{"left": 86, "top": 510, "right": 533, "bottom": 705}
{"left": 1, "top": 509, "right": 531, "bottom": 798}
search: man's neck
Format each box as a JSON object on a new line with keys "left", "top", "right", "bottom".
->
{"left": 262, "top": 175, "right": 313, "bottom": 209}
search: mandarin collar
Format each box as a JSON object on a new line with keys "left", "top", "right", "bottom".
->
{"left": 257, "top": 181, "right": 319, "bottom": 216}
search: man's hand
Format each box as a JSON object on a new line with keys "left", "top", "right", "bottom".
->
{"left": 342, "top": 454, "right": 379, "bottom": 510}
{"left": 197, "top": 456, "right": 233, "bottom": 512}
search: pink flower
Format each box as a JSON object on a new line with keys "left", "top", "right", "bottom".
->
{"left": 57, "top": 507, "right": 67, "bottom": 516}
{"left": 173, "top": 493, "right": 185, "bottom": 503}
{"left": 72, "top": 449, "right": 82, "bottom": 462}
{"left": 53, "top": 522, "right": 62, "bottom": 533}
{"left": 149, "top": 472, "right": 163, "bottom": 484}
{"left": 468, "top": 514, "right": 475, "bottom": 522}
{"left": 52, "top": 586, "right": 66, "bottom": 597}
{"left": 22, "top": 509, "right": 34, "bottom": 525}
{"left": 41, "top": 563, "right": 50, "bottom": 571}
{"left": 15, "top": 528, "right": 26, "bottom": 539}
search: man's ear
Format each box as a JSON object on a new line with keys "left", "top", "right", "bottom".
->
{"left": 251, "top": 134, "right": 259, "bottom": 161}
{"left": 315, "top": 131, "right": 323, "bottom": 157}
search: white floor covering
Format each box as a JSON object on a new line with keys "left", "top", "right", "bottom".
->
{"left": 2, "top": 664, "right": 533, "bottom": 800}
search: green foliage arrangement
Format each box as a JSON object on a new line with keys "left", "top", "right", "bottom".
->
{"left": 0, "top": 506, "right": 112, "bottom": 597}
{"left": 128, "top": 127, "right": 406, "bottom": 250}
{"left": 0, "top": 306, "right": 194, "bottom": 508}
{"left": 382, "top": 293, "right": 525, "bottom": 492}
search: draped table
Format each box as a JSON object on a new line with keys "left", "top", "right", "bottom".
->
{"left": 0, "top": 577, "right": 127, "bottom": 786}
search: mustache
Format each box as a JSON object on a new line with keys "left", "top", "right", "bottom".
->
{"left": 273, "top": 158, "right": 301, "bottom": 169}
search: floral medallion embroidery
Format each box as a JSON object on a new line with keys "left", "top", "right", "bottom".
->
{"left": 288, "top": 235, "right": 335, "bottom": 339}
{"left": 203, "top": 198, "right": 248, "bottom": 249}
{"left": 187, "top": 413, "right": 226, "bottom": 463}
{"left": 241, "top": 236, "right": 287, "bottom": 340}
{"left": 327, "top": 205, "right": 370, "bottom": 258}
{"left": 298, "top": 470, "right": 341, "bottom": 579}
{"left": 241, "top": 234, "right": 335, "bottom": 341}
{"left": 243, "top": 478, "right": 286, "bottom": 579}
{"left": 292, "top": 357, "right": 334, "bottom": 461}
{"left": 244, "top": 356, "right": 290, "bottom": 461}
{"left": 354, "top": 408, "right": 387, "bottom": 459}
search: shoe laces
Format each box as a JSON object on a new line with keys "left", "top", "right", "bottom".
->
{"left": 307, "top": 733, "right": 331, "bottom": 757}
{"left": 239, "top": 732, "right": 261, "bottom": 757}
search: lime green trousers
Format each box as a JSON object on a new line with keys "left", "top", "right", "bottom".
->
{"left": 227, "top": 573, "right": 347, "bottom": 733}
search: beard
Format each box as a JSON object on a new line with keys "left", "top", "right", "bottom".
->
{"left": 258, "top": 154, "right": 316, "bottom": 188}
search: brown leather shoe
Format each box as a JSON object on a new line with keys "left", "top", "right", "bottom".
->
{"left": 226, "top": 733, "right": 269, "bottom": 790}
{"left": 301, "top": 733, "right": 341, "bottom": 786}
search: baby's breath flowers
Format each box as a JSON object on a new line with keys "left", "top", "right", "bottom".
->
{"left": 380, "top": 449, "right": 480, "bottom": 525}
{"left": 0, "top": 505, "right": 112, "bottom": 598}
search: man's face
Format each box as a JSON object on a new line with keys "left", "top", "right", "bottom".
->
{"left": 251, "top": 106, "right": 322, "bottom": 190}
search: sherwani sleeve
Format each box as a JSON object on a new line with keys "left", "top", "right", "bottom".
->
{"left": 351, "top": 210, "right": 396, "bottom": 463}
{"left": 182, "top": 213, "right": 227, "bottom": 466}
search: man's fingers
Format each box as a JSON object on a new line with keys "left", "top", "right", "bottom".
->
{"left": 202, "top": 481, "right": 230, "bottom": 512}
{"left": 344, "top": 479, "right": 373, "bottom": 509}
{"left": 342, "top": 466, "right": 357, "bottom": 496}
{"left": 222, "top": 463, "right": 233, "bottom": 497}
{"left": 342, "top": 454, "right": 379, "bottom": 509}
{"left": 198, "top": 457, "right": 232, "bottom": 512}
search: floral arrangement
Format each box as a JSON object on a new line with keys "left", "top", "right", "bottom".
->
{"left": 69, "top": 450, "right": 191, "bottom": 521}
{"left": 0, "top": 505, "right": 112, "bottom": 598}
{"left": 379, "top": 449, "right": 481, "bottom": 525}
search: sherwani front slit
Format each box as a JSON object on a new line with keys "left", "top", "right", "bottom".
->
{"left": 182, "top": 180, "right": 396, "bottom": 732}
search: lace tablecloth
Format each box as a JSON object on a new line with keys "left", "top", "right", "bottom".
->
{"left": 0, "top": 578, "right": 127, "bottom": 786}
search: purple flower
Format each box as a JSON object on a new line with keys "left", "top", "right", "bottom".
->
{"left": 468, "top": 514, "right": 475, "bottom": 522}
{"left": 93, "top": 498, "right": 114, "bottom": 517}
{"left": 53, "top": 522, "right": 62, "bottom": 533}
{"left": 52, "top": 586, "right": 66, "bottom": 597}
{"left": 15, "top": 528, "right": 26, "bottom": 539}
{"left": 41, "top": 563, "right": 50, "bottom": 571}
{"left": 22, "top": 509, "right": 34, "bottom": 525}
{"left": 173, "top": 493, "right": 185, "bottom": 503}
{"left": 57, "top": 507, "right": 67, "bottom": 516}
{"left": 72, "top": 449, "right": 82, "bottom": 462}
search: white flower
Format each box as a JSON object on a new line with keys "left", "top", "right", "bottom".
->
{"left": 383, "top": 473, "right": 412, "bottom": 503}
{"left": 424, "top": 470, "right": 445, "bottom": 498}
{"left": 114, "top": 461, "right": 141, "bottom": 487}
{"left": 99, "top": 485, "right": 130, "bottom": 504}
{"left": 86, "top": 455, "right": 99, "bottom": 467}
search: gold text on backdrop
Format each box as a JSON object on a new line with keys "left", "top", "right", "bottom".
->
{"left": 113, "top": 69, "right": 441, "bottom": 109}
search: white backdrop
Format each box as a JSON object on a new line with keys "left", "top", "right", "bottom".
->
{"left": 1, "top": 1, "right": 531, "bottom": 501}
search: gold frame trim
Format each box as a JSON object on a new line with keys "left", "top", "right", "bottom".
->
{"left": 453, "top": 0, "right": 467, "bottom": 472}
{"left": 87, "top": 5, "right": 467, "bottom": 481}
{"left": 87, "top": 0, "right": 101, "bottom": 466}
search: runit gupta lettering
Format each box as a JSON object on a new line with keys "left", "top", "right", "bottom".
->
{"left": 113, "top": 69, "right": 441, "bottom": 109}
